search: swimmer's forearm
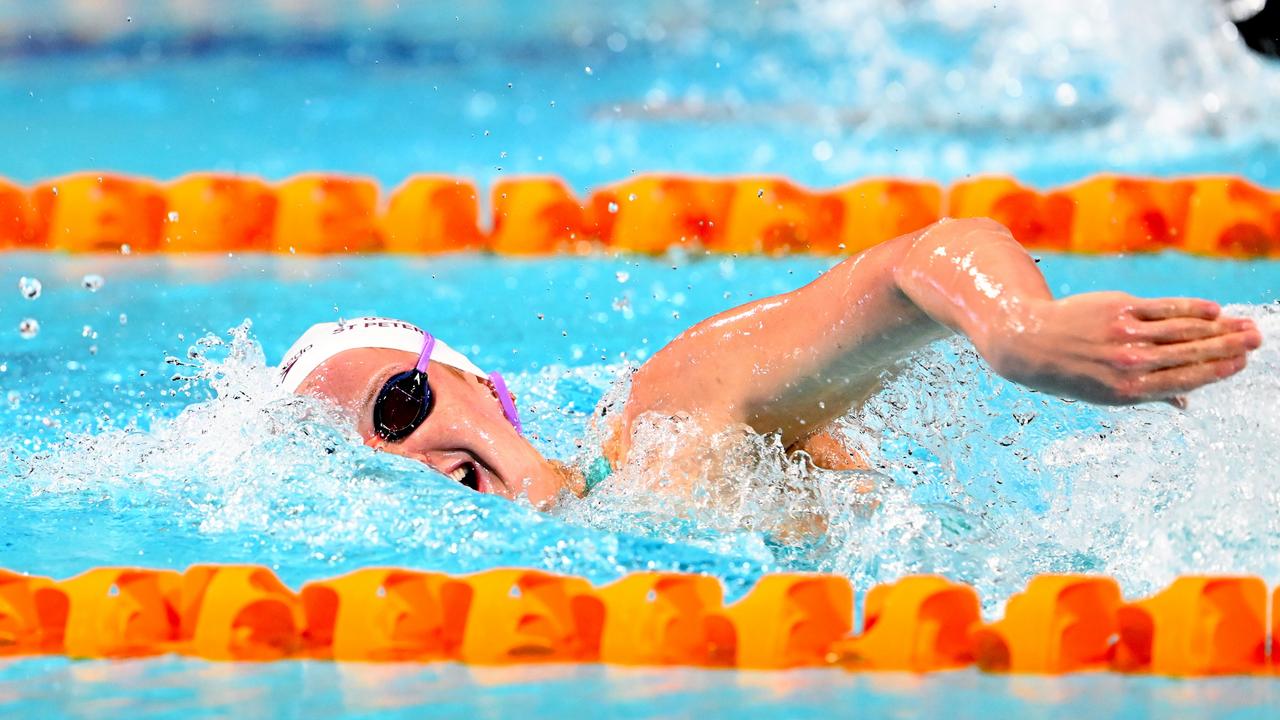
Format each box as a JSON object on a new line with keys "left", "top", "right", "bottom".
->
{"left": 888, "top": 218, "right": 1260, "bottom": 406}
{"left": 889, "top": 217, "right": 1054, "bottom": 356}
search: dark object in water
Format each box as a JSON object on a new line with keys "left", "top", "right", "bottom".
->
{"left": 1235, "top": 0, "right": 1280, "bottom": 58}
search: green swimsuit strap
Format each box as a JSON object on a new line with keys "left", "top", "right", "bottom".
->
{"left": 583, "top": 455, "right": 614, "bottom": 494}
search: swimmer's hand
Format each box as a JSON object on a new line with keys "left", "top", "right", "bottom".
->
{"left": 978, "top": 292, "right": 1262, "bottom": 407}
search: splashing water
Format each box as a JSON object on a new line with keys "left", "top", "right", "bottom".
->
{"left": 560, "top": 304, "right": 1280, "bottom": 608}
{"left": 3, "top": 299, "right": 1278, "bottom": 606}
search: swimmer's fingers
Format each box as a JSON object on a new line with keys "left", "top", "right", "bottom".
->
{"left": 1135, "top": 316, "right": 1257, "bottom": 344}
{"left": 1138, "top": 328, "right": 1263, "bottom": 370}
{"left": 1131, "top": 297, "right": 1221, "bottom": 321}
{"left": 1134, "top": 356, "right": 1248, "bottom": 400}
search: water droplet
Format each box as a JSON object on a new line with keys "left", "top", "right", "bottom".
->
{"left": 607, "top": 201, "right": 619, "bottom": 214}
{"left": 18, "top": 318, "right": 39, "bottom": 339}
{"left": 18, "top": 276, "right": 41, "bottom": 300}
{"left": 627, "top": 193, "right": 637, "bottom": 202}
{"left": 615, "top": 271, "right": 630, "bottom": 283}
{"left": 1055, "top": 82, "right": 1078, "bottom": 108}
{"left": 118, "top": 313, "right": 128, "bottom": 325}
{"left": 536, "top": 313, "right": 544, "bottom": 320}
{"left": 81, "top": 325, "right": 94, "bottom": 338}
{"left": 6, "top": 391, "right": 18, "bottom": 407}
{"left": 757, "top": 188, "right": 765, "bottom": 199}
{"left": 0, "top": 362, "right": 7, "bottom": 372}
{"left": 167, "top": 210, "right": 180, "bottom": 222}
{"left": 81, "top": 273, "right": 105, "bottom": 292}
{"left": 119, "top": 243, "right": 132, "bottom": 255}
{"left": 584, "top": 66, "right": 593, "bottom": 75}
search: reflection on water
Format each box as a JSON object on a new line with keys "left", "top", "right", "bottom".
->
{"left": 0, "top": 657, "right": 1276, "bottom": 719}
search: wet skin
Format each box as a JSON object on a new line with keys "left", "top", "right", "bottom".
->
{"left": 294, "top": 217, "right": 1264, "bottom": 505}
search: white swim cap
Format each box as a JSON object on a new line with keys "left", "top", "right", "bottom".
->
{"left": 277, "top": 316, "right": 487, "bottom": 393}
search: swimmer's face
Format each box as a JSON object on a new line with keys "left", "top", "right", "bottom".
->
{"left": 296, "top": 347, "right": 568, "bottom": 507}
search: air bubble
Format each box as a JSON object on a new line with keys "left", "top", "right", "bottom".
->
{"left": 82, "top": 274, "right": 105, "bottom": 292}
{"left": 18, "top": 276, "right": 41, "bottom": 300}
{"left": 615, "top": 271, "right": 630, "bottom": 283}
{"left": 18, "top": 318, "right": 39, "bottom": 339}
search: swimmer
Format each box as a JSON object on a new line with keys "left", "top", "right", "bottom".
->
{"left": 278, "top": 218, "right": 1263, "bottom": 507}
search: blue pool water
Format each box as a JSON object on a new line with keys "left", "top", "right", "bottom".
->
{"left": 1, "top": 0, "right": 1277, "bottom": 191}
{"left": 2, "top": 0, "right": 1280, "bottom": 716}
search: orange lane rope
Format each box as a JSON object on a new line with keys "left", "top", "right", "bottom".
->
{"left": 0, "top": 566, "right": 1273, "bottom": 675}
{"left": 1, "top": 173, "right": 1276, "bottom": 258}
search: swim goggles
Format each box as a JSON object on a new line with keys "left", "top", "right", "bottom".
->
{"left": 373, "top": 332, "right": 524, "bottom": 442}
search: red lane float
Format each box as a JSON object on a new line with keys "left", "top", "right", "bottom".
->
{"left": 1112, "top": 575, "right": 1267, "bottom": 676}
{"left": 724, "top": 574, "right": 853, "bottom": 669}
{"left": 828, "top": 575, "right": 980, "bottom": 672}
{"left": 0, "top": 173, "right": 1276, "bottom": 256}
{"left": 456, "top": 569, "right": 604, "bottom": 664}
{"left": 165, "top": 174, "right": 277, "bottom": 252}
{"left": 0, "top": 178, "right": 35, "bottom": 249}
{"left": 0, "top": 570, "right": 67, "bottom": 655}
{"left": 0, "top": 567, "right": 1278, "bottom": 675}
{"left": 30, "top": 173, "right": 167, "bottom": 252}
{"left": 60, "top": 568, "right": 181, "bottom": 659}
{"left": 383, "top": 176, "right": 486, "bottom": 253}
{"left": 178, "top": 564, "right": 305, "bottom": 660}
{"left": 1183, "top": 177, "right": 1280, "bottom": 258}
{"left": 971, "top": 575, "right": 1121, "bottom": 674}
{"left": 591, "top": 175, "right": 733, "bottom": 253}
{"left": 489, "top": 177, "right": 593, "bottom": 254}
{"left": 300, "top": 568, "right": 472, "bottom": 662}
{"left": 829, "top": 178, "right": 943, "bottom": 254}
{"left": 274, "top": 174, "right": 382, "bottom": 254}
{"left": 948, "top": 176, "right": 1073, "bottom": 250}
{"left": 597, "top": 572, "right": 735, "bottom": 666}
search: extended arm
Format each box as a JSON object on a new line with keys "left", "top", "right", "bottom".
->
{"left": 617, "top": 217, "right": 1262, "bottom": 454}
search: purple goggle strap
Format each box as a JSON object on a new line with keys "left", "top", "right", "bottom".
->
{"left": 488, "top": 371, "right": 524, "bottom": 435}
{"left": 419, "top": 331, "right": 523, "bottom": 436}
{"left": 416, "top": 332, "right": 436, "bottom": 374}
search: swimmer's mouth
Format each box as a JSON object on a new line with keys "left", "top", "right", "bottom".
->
{"left": 448, "top": 462, "right": 481, "bottom": 492}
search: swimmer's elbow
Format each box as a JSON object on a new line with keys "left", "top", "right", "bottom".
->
{"left": 939, "top": 216, "right": 1009, "bottom": 235}
{"left": 891, "top": 216, "right": 1018, "bottom": 275}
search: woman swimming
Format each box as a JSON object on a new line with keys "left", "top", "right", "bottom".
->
{"left": 277, "top": 217, "right": 1263, "bottom": 507}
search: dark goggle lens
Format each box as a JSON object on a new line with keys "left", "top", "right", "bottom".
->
{"left": 373, "top": 370, "right": 432, "bottom": 442}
